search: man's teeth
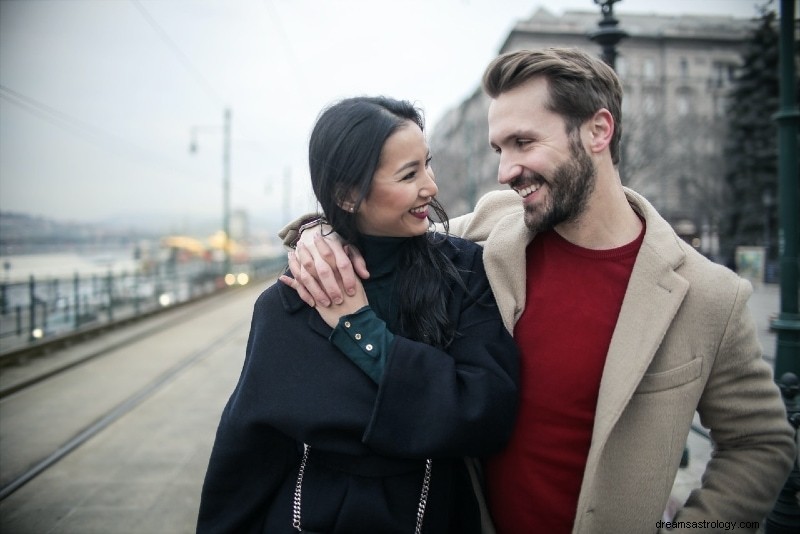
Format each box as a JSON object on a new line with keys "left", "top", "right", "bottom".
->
{"left": 516, "top": 184, "right": 540, "bottom": 198}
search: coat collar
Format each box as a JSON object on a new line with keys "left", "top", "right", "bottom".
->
{"left": 277, "top": 274, "right": 332, "bottom": 338}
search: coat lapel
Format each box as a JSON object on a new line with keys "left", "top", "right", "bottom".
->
{"left": 581, "top": 190, "right": 690, "bottom": 489}
{"left": 482, "top": 211, "right": 534, "bottom": 333}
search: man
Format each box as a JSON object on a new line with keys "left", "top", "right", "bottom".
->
{"left": 281, "top": 48, "right": 795, "bottom": 533}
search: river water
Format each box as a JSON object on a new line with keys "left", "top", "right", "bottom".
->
{"left": 0, "top": 249, "right": 140, "bottom": 284}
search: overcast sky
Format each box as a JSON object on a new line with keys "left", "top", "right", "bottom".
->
{"left": 0, "top": 0, "right": 764, "bottom": 234}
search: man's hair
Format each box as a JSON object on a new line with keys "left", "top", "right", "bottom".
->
{"left": 482, "top": 47, "right": 623, "bottom": 165}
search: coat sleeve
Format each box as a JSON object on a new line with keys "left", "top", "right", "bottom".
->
{"left": 362, "top": 243, "right": 520, "bottom": 459}
{"left": 196, "top": 303, "right": 301, "bottom": 534}
{"left": 671, "top": 278, "right": 795, "bottom": 531}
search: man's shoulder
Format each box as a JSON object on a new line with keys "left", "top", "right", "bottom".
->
{"left": 680, "top": 244, "right": 748, "bottom": 297}
{"left": 473, "top": 190, "right": 522, "bottom": 216}
{"left": 448, "top": 190, "right": 523, "bottom": 243}
{"left": 630, "top": 188, "right": 740, "bottom": 287}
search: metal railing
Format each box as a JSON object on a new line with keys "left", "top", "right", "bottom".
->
{"left": 0, "top": 255, "right": 286, "bottom": 357}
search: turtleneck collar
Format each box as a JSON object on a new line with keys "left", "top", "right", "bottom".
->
{"left": 359, "top": 235, "right": 410, "bottom": 278}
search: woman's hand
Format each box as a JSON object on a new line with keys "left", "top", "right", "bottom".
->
{"left": 313, "top": 272, "right": 368, "bottom": 328}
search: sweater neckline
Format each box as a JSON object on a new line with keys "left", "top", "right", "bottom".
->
{"left": 360, "top": 235, "right": 409, "bottom": 278}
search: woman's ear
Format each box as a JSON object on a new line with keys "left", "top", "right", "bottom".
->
{"left": 337, "top": 190, "right": 358, "bottom": 213}
{"left": 587, "top": 108, "right": 614, "bottom": 154}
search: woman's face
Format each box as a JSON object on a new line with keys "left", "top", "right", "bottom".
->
{"left": 355, "top": 122, "right": 438, "bottom": 237}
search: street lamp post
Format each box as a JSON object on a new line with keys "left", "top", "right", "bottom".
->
{"left": 222, "top": 108, "right": 231, "bottom": 278}
{"left": 589, "top": 0, "right": 629, "bottom": 70}
{"left": 763, "top": 188, "right": 774, "bottom": 279}
{"left": 770, "top": 0, "right": 800, "bottom": 380}
{"left": 765, "top": 0, "right": 800, "bottom": 531}
{"left": 189, "top": 107, "right": 232, "bottom": 278}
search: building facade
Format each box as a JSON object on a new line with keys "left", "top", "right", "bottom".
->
{"left": 430, "top": 7, "right": 755, "bottom": 260}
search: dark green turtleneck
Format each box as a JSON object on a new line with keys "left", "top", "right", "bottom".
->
{"left": 328, "top": 235, "right": 409, "bottom": 383}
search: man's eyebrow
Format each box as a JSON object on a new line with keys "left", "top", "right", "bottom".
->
{"left": 490, "top": 130, "right": 533, "bottom": 147}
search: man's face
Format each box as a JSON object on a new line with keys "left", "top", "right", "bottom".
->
{"left": 488, "top": 77, "right": 596, "bottom": 233}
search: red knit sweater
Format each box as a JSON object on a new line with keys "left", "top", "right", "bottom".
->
{"left": 486, "top": 226, "right": 644, "bottom": 533}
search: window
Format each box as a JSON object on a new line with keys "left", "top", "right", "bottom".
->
{"left": 713, "top": 95, "right": 727, "bottom": 117}
{"left": 680, "top": 57, "right": 689, "bottom": 79}
{"left": 712, "top": 61, "right": 738, "bottom": 88}
{"left": 712, "top": 61, "right": 725, "bottom": 87}
{"left": 616, "top": 56, "right": 627, "bottom": 78}
{"left": 677, "top": 95, "right": 690, "bottom": 116}
{"left": 676, "top": 88, "right": 693, "bottom": 116}
{"left": 621, "top": 85, "right": 632, "bottom": 113}
{"left": 727, "top": 63, "right": 737, "bottom": 82}
{"left": 643, "top": 92, "right": 657, "bottom": 116}
{"left": 643, "top": 58, "right": 656, "bottom": 80}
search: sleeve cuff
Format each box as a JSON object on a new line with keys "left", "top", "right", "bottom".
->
{"left": 329, "top": 306, "right": 393, "bottom": 383}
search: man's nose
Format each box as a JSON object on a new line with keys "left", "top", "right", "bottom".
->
{"left": 497, "top": 156, "right": 523, "bottom": 185}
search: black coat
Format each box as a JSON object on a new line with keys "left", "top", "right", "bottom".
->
{"left": 197, "top": 237, "right": 519, "bottom": 533}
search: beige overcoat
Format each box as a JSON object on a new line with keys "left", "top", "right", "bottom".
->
{"left": 449, "top": 188, "right": 795, "bottom": 534}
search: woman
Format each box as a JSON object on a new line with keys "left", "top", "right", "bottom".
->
{"left": 196, "top": 96, "right": 518, "bottom": 533}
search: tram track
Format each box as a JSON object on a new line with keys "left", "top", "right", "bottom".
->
{"left": 0, "top": 282, "right": 265, "bottom": 400}
{"left": 0, "top": 279, "right": 270, "bottom": 502}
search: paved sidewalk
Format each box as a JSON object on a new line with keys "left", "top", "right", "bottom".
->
{"left": 0, "top": 282, "right": 263, "bottom": 534}
{"left": 747, "top": 282, "right": 780, "bottom": 362}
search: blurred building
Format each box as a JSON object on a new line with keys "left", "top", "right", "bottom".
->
{"left": 430, "top": 7, "right": 755, "bottom": 260}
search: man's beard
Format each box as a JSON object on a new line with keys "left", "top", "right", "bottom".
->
{"left": 523, "top": 136, "right": 596, "bottom": 233}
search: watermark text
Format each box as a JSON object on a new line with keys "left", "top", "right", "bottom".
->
{"left": 657, "top": 519, "right": 760, "bottom": 531}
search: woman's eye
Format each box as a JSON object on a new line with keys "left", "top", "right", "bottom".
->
{"left": 425, "top": 156, "right": 433, "bottom": 167}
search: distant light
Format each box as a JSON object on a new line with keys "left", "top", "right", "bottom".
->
{"left": 691, "top": 238, "right": 701, "bottom": 248}
{"left": 159, "top": 293, "right": 172, "bottom": 307}
{"left": 237, "top": 273, "right": 249, "bottom": 285}
{"left": 224, "top": 273, "right": 237, "bottom": 286}
{"left": 32, "top": 328, "right": 44, "bottom": 339}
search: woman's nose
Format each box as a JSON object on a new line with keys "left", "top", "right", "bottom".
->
{"left": 422, "top": 170, "right": 438, "bottom": 197}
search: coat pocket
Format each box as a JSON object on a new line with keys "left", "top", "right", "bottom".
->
{"left": 635, "top": 357, "right": 702, "bottom": 394}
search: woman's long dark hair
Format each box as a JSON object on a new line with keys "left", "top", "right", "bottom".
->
{"left": 308, "top": 96, "right": 461, "bottom": 348}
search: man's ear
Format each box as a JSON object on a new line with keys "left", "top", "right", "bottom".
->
{"left": 587, "top": 108, "right": 614, "bottom": 154}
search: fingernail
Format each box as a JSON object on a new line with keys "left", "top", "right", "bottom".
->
{"left": 347, "top": 288, "right": 355, "bottom": 296}
{"left": 334, "top": 297, "right": 343, "bottom": 305}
